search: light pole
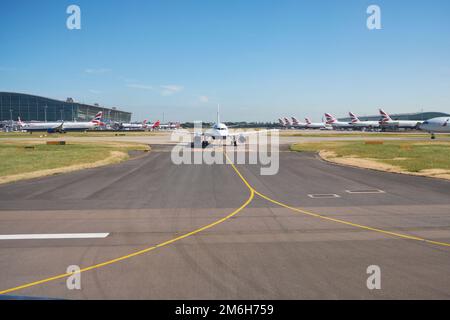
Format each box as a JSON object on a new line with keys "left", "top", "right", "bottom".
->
{"left": 9, "top": 109, "right": 13, "bottom": 128}
{"left": 60, "top": 109, "right": 64, "bottom": 121}
{"left": 44, "top": 105, "right": 48, "bottom": 122}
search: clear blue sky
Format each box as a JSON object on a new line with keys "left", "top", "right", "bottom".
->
{"left": 1, "top": 0, "right": 449, "bottom": 122}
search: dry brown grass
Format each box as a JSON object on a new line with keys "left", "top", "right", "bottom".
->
{"left": 318, "top": 150, "right": 450, "bottom": 181}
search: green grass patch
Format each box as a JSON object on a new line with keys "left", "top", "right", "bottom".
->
{"left": 291, "top": 141, "right": 450, "bottom": 172}
{"left": 0, "top": 142, "right": 149, "bottom": 177}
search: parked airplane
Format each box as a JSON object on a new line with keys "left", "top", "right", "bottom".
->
{"left": 420, "top": 117, "right": 450, "bottom": 139}
{"left": 349, "top": 112, "right": 380, "bottom": 129}
{"left": 283, "top": 117, "right": 293, "bottom": 128}
{"left": 304, "top": 117, "right": 330, "bottom": 130}
{"left": 159, "top": 122, "right": 180, "bottom": 130}
{"left": 379, "top": 109, "right": 423, "bottom": 129}
{"left": 193, "top": 106, "right": 276, "bottom": 147}
{"left": 62, "top": 112, "right": 105, "bottom": 131}
{"left": 324, "top": 113, "right": 352, "bottom": 130}
{"left": 118, "top": 120, "right": 148, "bottom": 130}
{"left": 291, "top": 117, "right": 307, "bottom": 128}
{"left": 18, "top": 112, "right": 104, "bottom": 133}
{"left": 17, "top": 118, "right": 64, "bottom": 133}
{"left": 148, "top": 120, "right": 161, "bottom": 130}
{"left": 278, "top": 118, "right": 287, "bottom": 128}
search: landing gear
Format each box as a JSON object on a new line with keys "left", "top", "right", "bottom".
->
{"left": 431, "top": 132, "right": 436, "bottom": 140}
{"left": 191, "top": 135, "right": 210, "bottom": 148}
{"left": 231, "top": 137, "right": 237, "bottom": 147}
{"left": 192, "top": 140, "right": 210, "bottom": 148}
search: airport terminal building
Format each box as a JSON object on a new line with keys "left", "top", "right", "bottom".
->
{"left": 338, "top": 111, "right": 450, "bottom": 122}
{"left": 0, "top": 92, "right": 132, "bottom": 123}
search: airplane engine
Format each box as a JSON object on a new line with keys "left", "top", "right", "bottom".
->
{"left": 238, "top": 134, "right": 246, "bottom": 144}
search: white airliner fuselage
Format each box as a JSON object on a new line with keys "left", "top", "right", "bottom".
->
{"left": 304, "top": 118, "right": 330, "bottom": 130}
{"left": 19, "top": 112, "right": 104, "bottom": 133}
{"left": 420, "top": 117, "right": 450, "bottom": 138}
{"left": 19, "top": 121, "right": 64, "bottom": 133}
{"left": 193, "top": 106, "right": 276, "bottom": 147}
{"left": 351, "top": 120, "right": 381, "bottom": 128}
{"left": 349, "top": 112, "right": 380, "bottom": 129}
{"left": 379, "top": 109, "right": 422, "bottom": 129}
{"left": 205, "top": 122, "right": 229, "bottom": 139}
{"left": 324, "top": 113, "right": 352, "bottom": 130}
{"left": 291, "top": 117, "right": 307, "bottom": 128}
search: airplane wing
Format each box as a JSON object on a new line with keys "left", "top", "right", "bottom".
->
{"left": 48, "top": 122, "right": 64, "bottom": 133}
{"left": 228, "top": 129, "right": 278, "bottom": 137}
{"left": 189, "top": 128, "right": 278, "bottom": 140}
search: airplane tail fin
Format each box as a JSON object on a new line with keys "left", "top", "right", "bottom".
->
{"left": 324, "top": 113, "right": 336, "bottom": 124}
{"left": 379, "top": 108, "right": 391, "bottom": 121}
{"left": 17, "top": 117, "right": 24, "bottom": 126}
{"left": 217, "top": 104, "right": 220, "bottom": 124}
{"left": 349, "top": 112, "right": 360, "bottom": 123}
{"left": 291, "top": 117, "right": 300, "bottom": 125}
{"left": 305, "top": 117, "right": 311, "bottom": 125}
{"left": 90, "top": 111, "right": 104, "bottom": 125}
{"left": 152, "top": 120, "right": 161, "bottom": 129}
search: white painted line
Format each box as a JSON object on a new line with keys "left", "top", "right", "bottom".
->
{"left": 307, "top": 194, "right": 341, "bottom": 199}
{"left": 0, "top": 233, "right": 110, "bottom": 240}
{"left": 345, "top": 189, "right": 385, "bottom": 194}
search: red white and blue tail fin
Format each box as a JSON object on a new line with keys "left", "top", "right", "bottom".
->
{"left": 90, "top": 111, "right": 104, "bottom": 125}
{"left": 349, "top": 112, "right": 360, "bottom": 123}
{"left": 379, "top": 109, "right": 392, "bottom": 122}
{"left": 324, "top": 113, "right": 336, "bottom": 124}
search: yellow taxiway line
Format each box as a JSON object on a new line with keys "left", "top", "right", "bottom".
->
{"left": 224, "top": 153, "right": 450, "bottom": 248}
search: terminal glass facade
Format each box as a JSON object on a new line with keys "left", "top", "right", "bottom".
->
{"left": 0, "top": 92, "right": 131, "bottom": 123}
